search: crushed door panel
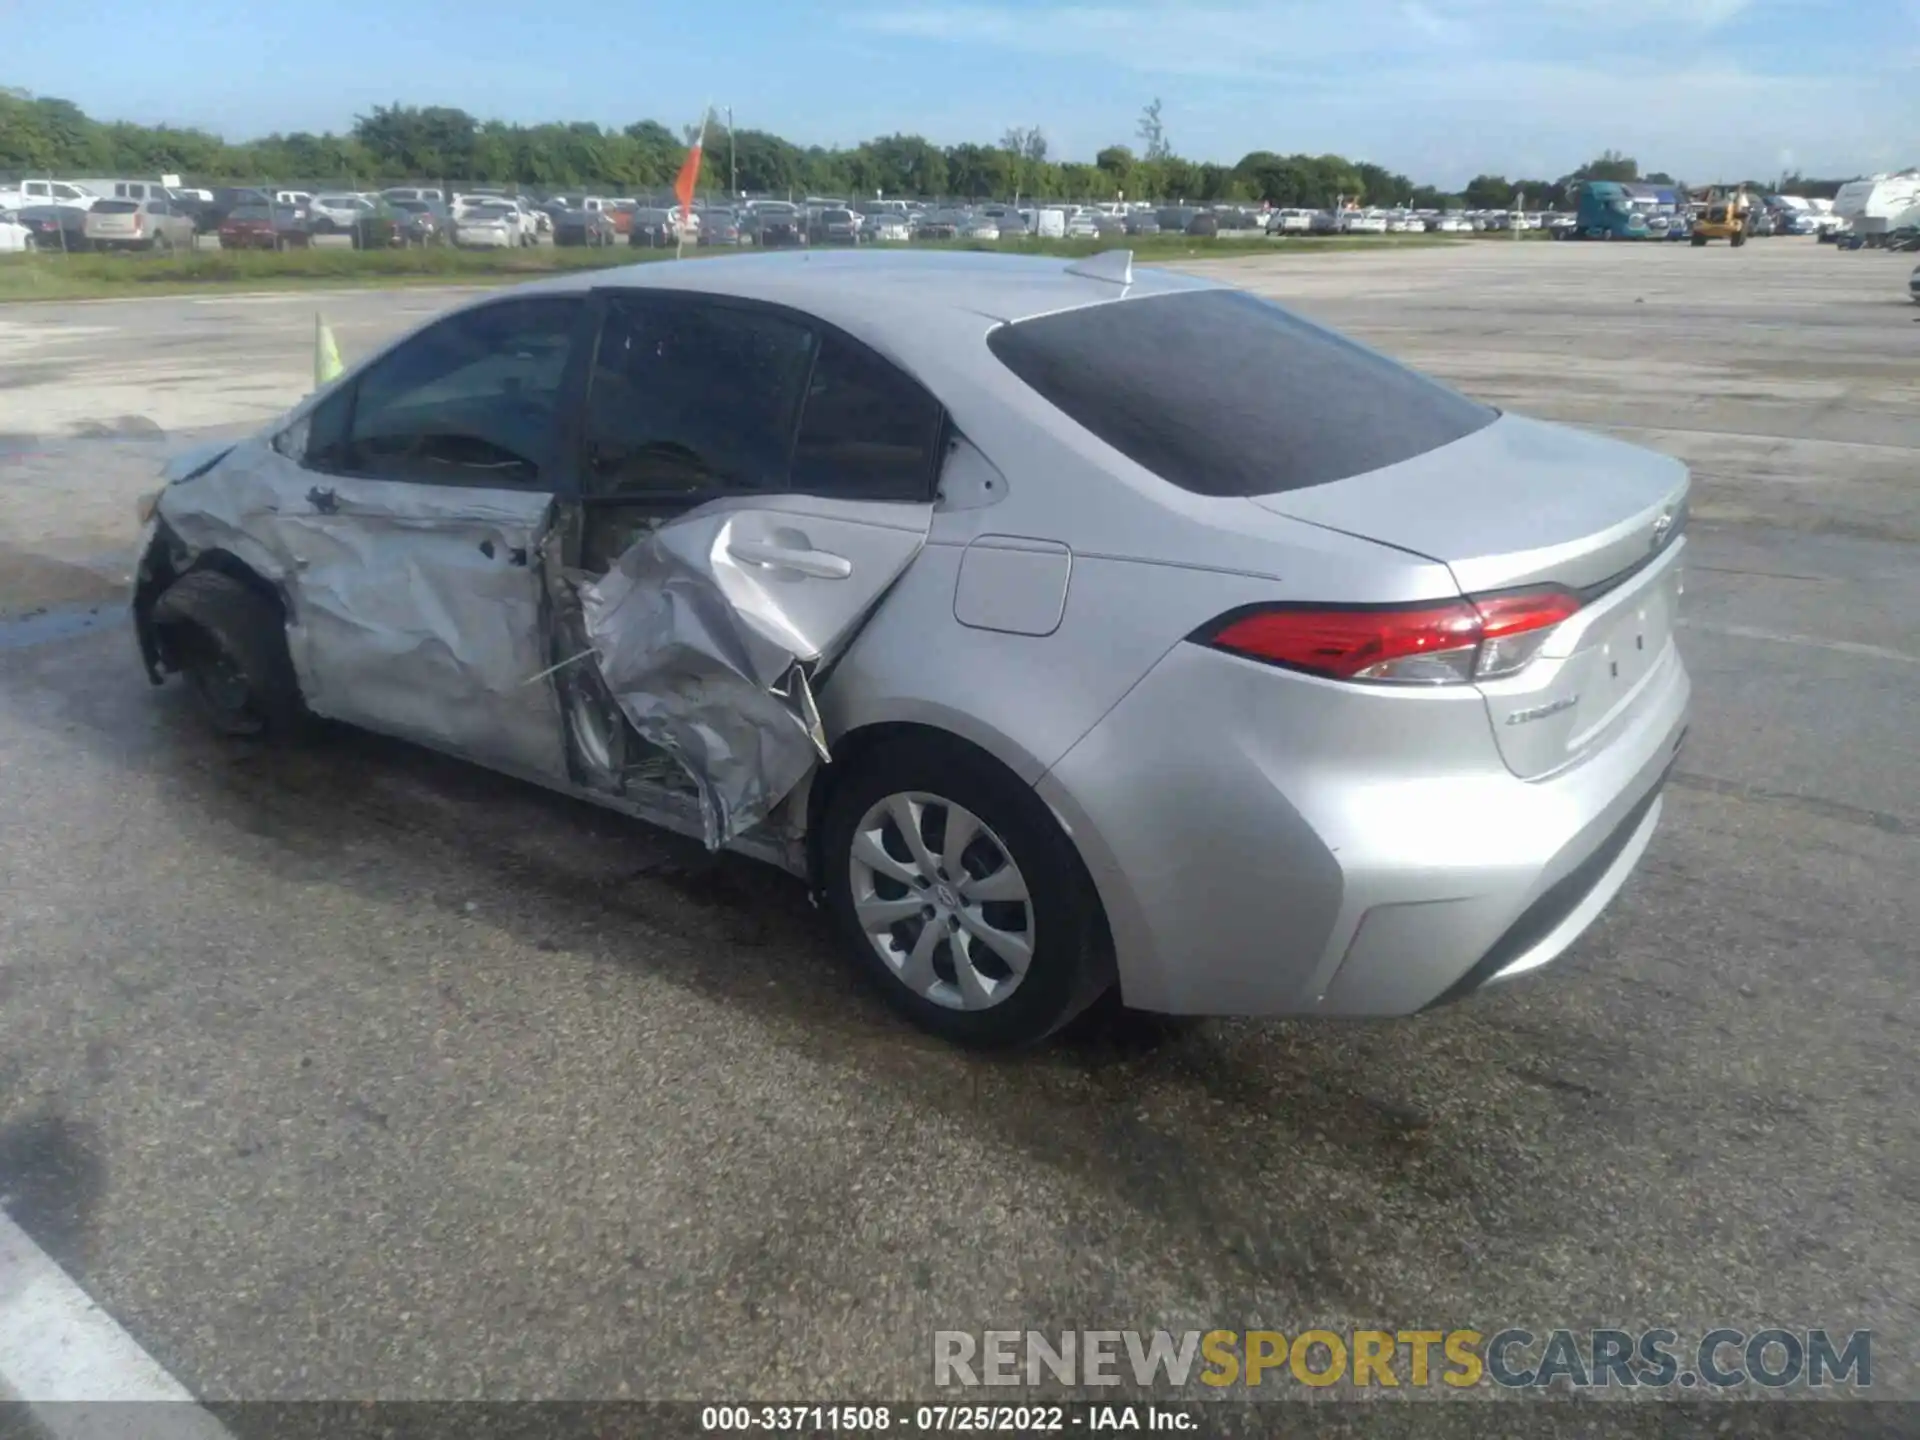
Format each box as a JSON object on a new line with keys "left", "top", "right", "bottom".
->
{"left": 579, "top": 493, "right": 933, "bottom": 847}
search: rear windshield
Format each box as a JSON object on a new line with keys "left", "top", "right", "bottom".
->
{"left": 228, "top": 205, "right": 269, "bottom": 221}
{"left": 94, "top": 200, "right": 140, "bottom": 214}
{"left": 986, "top": 288, "right": 1498, "bottom": 497}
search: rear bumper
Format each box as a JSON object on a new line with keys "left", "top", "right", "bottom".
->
{"left": 1037, "top": 636, "right": 1691, "bottom": 1018}
{"left": 1419, "top": 760, "right": 1673, "bottom": 1009}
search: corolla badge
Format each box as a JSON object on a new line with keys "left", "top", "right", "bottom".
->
{"left": 1505, "top": 695, "right": 1580, "bottom": 726}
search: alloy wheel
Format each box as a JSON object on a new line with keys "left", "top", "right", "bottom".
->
{"left": 848, "top": 792, "right": 1035, "bottom": 1011}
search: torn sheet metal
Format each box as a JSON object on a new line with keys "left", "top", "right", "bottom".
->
{"left": 580, "top": 496, "right": 932, "bottom": 849}
{"left": 151, "top": 436, "right": 568, "bottom": 780}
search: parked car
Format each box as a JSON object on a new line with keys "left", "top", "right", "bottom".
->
{"left": 0, "top": 178, "right": 98, "bottom": 212}
{"left": 1185, "top": 211, "right": 1220, "bottom": 238}
{"left": 199, "top": 188, "right": 271, "bottom": 231}
{"left": 743, "top": 203, "right": 805, "bottom": 247}
{"left": 348, "top": 204, "right": 408, "bottom": 250}
{"left": 553, "top": 207, "right": 619, "bottom": 247}
{"left": 627, "top": 208, "right": 679, "bottom": 248}
{"left": 1064, "top": 211, "right": 1100, "bottom": 239}
{"left": 696, "top": 208, "right": 745, "bottom": 246}
{"left": 387, "top": 199, "right": 449, "bottom": 245}
{"left": 0, "top": 211, "right": 33, "bottom": 251}
{"left": 8, "top": 204, "right": 89, "bottom": 251}
{"left": 218, "top": 203, "right": 311, "bottom": 250}
{"left": 865, "top": 214, "right": 912, "bottom": 243}
{"left": 1267, "top": 208, "right": 1313, "bottom": 234}
{"left": 83, "top": 196, "right": 197, "bottom": 252}
{"left": 959, "top": 214, "right": 1003, "bottom": 242}
{"left": 915, "top": 211, "right": 961, "bottom": 241}
{"left": 454, "top": 202, "right": 535, "bottom": 248}
{"left": 131, "top": 251, "right": 1692, "bottom": 1048}
{"left": 814, "top": 208, "right": 863, "bottom": 245}
{"left": 1123, "top": 213, "right": 1162, "bottom": 237}
{"left": 309, "top": 194, "right": 376, "bottom": 234}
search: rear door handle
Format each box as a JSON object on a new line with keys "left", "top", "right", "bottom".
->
{"left": 727, "top": 538, "right": 852, "bottom": 580}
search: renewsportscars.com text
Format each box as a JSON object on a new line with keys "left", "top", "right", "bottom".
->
{"left": 934, "top": 1328, "right": 1872, "bottom": 1391}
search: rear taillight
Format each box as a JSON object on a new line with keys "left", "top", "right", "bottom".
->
{"left": 1197, "top": 587, "right": 1582, "bottom": 686}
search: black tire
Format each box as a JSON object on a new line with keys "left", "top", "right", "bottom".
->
{"left": 1731, "top": 232, "right": 1746, "bottom": 248}
{"left": 820, "top": 734, "right": 1113, "bottom": 1048}
{"left": 151, "top": 569, "right": 304, "bottom": 739}
{"left": 1692, "top": 235, "right": 1708, "bottom": 246}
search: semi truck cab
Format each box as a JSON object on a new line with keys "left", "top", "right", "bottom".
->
{"left": 1567, "top": 181, "right": 1651, "bottom": 240}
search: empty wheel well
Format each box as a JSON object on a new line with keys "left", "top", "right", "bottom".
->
{"left": 149, "top": 551, "right": 287, "bottom": 669}
{"left": 803, "top": 721, "right": 1069, "bottom": 890}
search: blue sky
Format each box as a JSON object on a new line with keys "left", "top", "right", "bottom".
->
{"left": 12, "top": 1, "right": 1916, "bottom": 184}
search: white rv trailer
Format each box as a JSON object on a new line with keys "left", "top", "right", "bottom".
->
{"left": 1832, "top": 170, "right": 1920, "bottom": 236}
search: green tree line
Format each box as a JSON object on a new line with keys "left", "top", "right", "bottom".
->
{"left": 0, "top": 90, "right": 1850, "bottom": 205}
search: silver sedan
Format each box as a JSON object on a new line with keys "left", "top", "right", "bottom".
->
{"left": 132, "top": 249, "right": 1690, "bottom": 1046}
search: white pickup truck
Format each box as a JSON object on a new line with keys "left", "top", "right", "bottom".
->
{"left": 0, "top": 178, "right": 99, "bottom": 212}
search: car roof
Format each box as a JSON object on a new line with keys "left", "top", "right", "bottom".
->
{"left": 514, "top": 249, "right": 1217, "bottom": 326}
{"left": 495, "top": 250, "right": 1223, "bottom": 400}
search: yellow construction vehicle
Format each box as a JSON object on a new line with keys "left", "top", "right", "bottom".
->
{"left": 1689, "top": 186, "right": 1751, "bottom": 246}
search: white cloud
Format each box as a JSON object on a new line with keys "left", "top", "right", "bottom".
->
{"left": 851, "top": 0, "right": 1760, "bottom": 71}
{"left": 852, "top": 3, "right": 1445, "bottom": 76}
{"left": 841, "top": 1, "right": 1912, "bottom": 179}
{"left": 1527, "top": 0, "right": 1754, "bottom": 28}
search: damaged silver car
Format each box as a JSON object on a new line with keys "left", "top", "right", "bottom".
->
{"left": 134, "top": 249, "right": 1690, "bottom": 1047}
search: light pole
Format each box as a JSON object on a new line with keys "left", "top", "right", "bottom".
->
{"left": 726, "top": 106, "right": 736, "bottom": 197}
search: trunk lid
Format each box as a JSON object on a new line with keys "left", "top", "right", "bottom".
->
{"left": 1248, "top": 413, "right": 1690, "bottom": 778}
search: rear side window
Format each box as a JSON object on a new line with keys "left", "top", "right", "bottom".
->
{"left": 791, "top": 330, "right": 943, "bottom": 501}
{"left": 582, "top": 295, "right": 816, "bottom": 498}
{"left": 94, "top": 200, "right": 140, "bottom": 214}
{"left": 987, "top": 289, "right": 1495, "bottom": 497}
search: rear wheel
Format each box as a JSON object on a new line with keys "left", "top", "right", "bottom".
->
{"left": 1731, "top": 231, "right": 1746, "bottom": 248}
{"left": 1692, "top": 235, "right": 1708, "bottom": 246}
{"left": 152, "top": 570, "right": 304, "bottom": 739}
{"left": 821, "top": 735, "right": 1113, "bottom": 1048}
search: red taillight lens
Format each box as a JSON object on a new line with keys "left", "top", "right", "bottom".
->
{"left": 1199, "top": 586, "right": 1582, "bottom": 686}
{"left": 1470, "top": 588, "right": 1584, "bottom": 678}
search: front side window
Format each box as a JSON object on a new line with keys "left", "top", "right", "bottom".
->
{"left": 317, "top": 297, "right": 582, "bottom": 488}
{"left": 581, "top": 296, "right": 816, "bottom": 499}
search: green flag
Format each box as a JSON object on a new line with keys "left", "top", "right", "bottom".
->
{"left": 314, "top": 313, "right": 343, "bottom": 388}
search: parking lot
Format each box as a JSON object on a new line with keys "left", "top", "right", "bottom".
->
{"left": 1, "top": 237, "right": 1916, "bottom": 1413}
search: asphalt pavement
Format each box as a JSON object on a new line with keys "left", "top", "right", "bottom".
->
{"left": 0, "top": 238, "right": 1916, "bottom": 1412}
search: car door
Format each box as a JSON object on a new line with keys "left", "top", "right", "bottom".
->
{"left": 146, "top": 197, "right": 180, "bottom": 246}
{"left": 273, "top": 294, "right": 594, "bottom": 780}
{"left": 558, "top": 289, "right": 939, "bottom": 845}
